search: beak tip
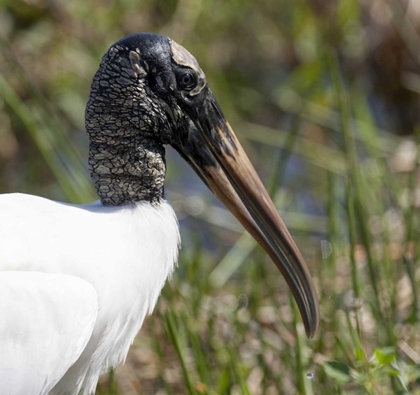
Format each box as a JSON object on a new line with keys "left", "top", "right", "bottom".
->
{"left": 303, "top": 299, "right": 320, "bottom": 339}
{"left": 305, "top": 325, "right": 318, "bottom": 339}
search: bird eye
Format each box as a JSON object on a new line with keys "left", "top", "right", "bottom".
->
{"left": 177, "top": 72, "right": 197, "bottom": 91}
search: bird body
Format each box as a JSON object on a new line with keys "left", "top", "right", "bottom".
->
{"left": 0, "top": 32, "right": 319, "bottom": 394}
{"left": 0, "top": 193, "right": 179, "bottom": 394}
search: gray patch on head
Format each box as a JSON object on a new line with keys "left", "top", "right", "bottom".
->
{"left": 169, "top": 39, "right": 206, "bottom": 96}
{"left": 129, "top": 50, "right": 147, "bottom": 78}
{"left": 85, "top": 43, "right": 170, "bottom": 206}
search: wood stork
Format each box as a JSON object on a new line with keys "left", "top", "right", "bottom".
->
{"left": 0, "top": 33, "right": 319, "bottom": 395}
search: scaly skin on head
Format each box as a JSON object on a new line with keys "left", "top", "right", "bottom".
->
{"left": 86, "top": 40, "right": 171, "bottom": 206}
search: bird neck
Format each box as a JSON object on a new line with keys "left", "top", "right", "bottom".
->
{"left": 88, "top": 137, "right": 166, "bottom": 206}
{"left": 85, "top": 50, "right": 168, "bottom": 206}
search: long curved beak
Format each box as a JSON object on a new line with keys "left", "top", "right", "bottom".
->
{"left": 173, "top": 91, "right": 319, "bottom": 338}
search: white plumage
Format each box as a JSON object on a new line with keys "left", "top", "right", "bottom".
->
{"left": 0, "top": 193, "right": 180, "bottom": 394}
{"left": 0, "top": 272, "right": 97, "bottom": 394}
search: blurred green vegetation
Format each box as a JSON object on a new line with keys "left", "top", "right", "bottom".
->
{"left": 1, "top": 0, "right": 420, "bottom": 394}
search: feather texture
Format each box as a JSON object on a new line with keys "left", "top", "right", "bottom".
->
{"left": 0, "top": 272, "right": 98, "bottom": 395}
{"left": 0, "top": 193, "right": 180, "bottom": 394}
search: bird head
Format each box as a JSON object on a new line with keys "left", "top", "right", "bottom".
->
{"left": 86, "top": 33, "right": 319, "bottom": 338}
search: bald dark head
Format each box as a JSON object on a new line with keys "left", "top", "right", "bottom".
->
{"left": 86, "top": 33, "right": 209, "bottom": 146}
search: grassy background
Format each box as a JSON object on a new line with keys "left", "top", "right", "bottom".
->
{"left": 1, "top": 0, "right": 420, "bottom": 394}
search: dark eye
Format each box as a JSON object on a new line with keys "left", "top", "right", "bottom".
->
{"left": 177, "top": 72, "right": 197, "bottom": 91}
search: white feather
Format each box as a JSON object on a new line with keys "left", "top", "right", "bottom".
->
{"left": 0, "top": 272, "right": 98, "bottom": 395}
{"left": 0, "top": 193, "right": 180, "bottom": 394}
